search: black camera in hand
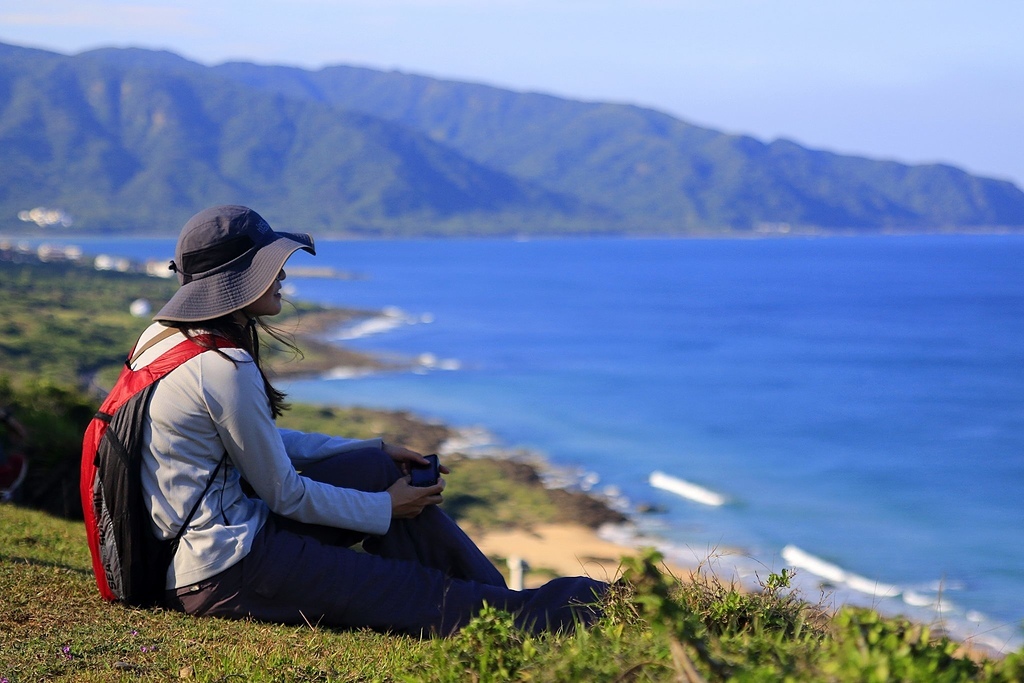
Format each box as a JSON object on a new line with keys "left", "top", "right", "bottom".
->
{"left": 409, "top": 454, "right": 440, "bottom": 487}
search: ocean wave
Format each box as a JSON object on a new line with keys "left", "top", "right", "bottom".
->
{"left": 330, "top": 306, "right": 432, "bottom": 341}
{"left": 649, "top": 471, "right": 727, "bottom": 506}
{"left": 439, "top": 426, "right": 501, "bottom": 455}
{"left": 324, "top": 308, "right": 460, "bottom": 376}
{"left": 778, "top": 545, "right": 1021, "bottom": 653}
{"left": 414, "top": 353, "right": 461, "bottom": 373}
{"left": 322, "top": 366, "right": 376, "bottom": 380}
{"left": 902, "top": 590, "right": 939, "bottom": 609}
{"left": 781, "top": 545, "right": 900, "bottom": 598}
{"left": 332, "top": 316, "right": 403, "bottom": 340}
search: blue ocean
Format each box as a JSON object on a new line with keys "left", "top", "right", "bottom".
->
{"left": 57, "top": 234, "right": 1024, "bottom": 651}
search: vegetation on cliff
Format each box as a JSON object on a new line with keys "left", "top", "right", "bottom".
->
{"left": 3, "top": 41, "right": 1023, "bottom": 236}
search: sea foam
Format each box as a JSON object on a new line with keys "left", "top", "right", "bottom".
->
{"left": 649, "top": 471, "right": 727, "bottom": 506}
{"left": 330, "top": 306, "right": 431, "bottom": 341}
{"left": 781, "top": 544, "right": 900, "bottom": 598}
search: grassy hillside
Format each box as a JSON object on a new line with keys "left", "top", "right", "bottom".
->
{"left": 0, "top": 259, "right": 175, "bottom": 385}
{"left": 3, "top": 504, "right": 1022, "bottom": 681}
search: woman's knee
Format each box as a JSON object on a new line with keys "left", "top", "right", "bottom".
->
{"left": 299, "top": 447, "right": 400, "bottom": 491}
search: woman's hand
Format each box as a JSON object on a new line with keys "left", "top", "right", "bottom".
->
{"left": 387, "top": 476, "right": 445, "bottom": 519}
{"left": 382, "top": 442, "right": 452, "bottom": 518}
{"left": 383, "top": 442, "right": 451, "bottom": 476}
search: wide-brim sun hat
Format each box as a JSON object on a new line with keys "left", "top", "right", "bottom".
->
{"left": 154, "top": 205, "right": 316, "bottom": 322}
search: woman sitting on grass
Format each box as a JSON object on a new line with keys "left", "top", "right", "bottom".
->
{"left": 129, "top": 205, "right": 605, "bottom": 635}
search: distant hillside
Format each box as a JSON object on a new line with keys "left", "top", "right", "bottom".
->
{"left": 0, "top": 44, "right": 593, "bottom": 235}
{"left": 1, "top": 42, "right": 1022, "bottom": 235}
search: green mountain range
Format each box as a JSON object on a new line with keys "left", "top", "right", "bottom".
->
{"left": 2, "top": 41, "right": 1022, "bottom": 236}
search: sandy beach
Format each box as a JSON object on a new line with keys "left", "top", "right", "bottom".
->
{"left": 471, "top": 523, "right": 639, "bottom": 588}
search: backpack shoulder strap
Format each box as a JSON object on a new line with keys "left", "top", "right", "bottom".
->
{"left": 129, "top": 325, "right": 181, "bottom": 366}
{"left": 97, "top": 334, "right": 238, "bottom": 420}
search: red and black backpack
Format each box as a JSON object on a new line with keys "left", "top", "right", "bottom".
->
{"left": 80, "top": 329, "right": 235, "bottom": 606}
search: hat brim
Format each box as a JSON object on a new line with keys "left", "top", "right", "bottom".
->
{"left": 154, "top": 232, "right": 314, "bottom": 322}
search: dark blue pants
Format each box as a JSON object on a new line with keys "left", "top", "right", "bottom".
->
{"left": 167, "top": 447, "right": 606, "bottom": 636}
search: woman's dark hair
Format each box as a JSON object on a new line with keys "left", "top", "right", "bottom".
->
{"left": 170, "top": 316, "right": 299, "bottom": 418}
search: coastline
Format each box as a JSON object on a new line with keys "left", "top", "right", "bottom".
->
{"left": 268, "top": 307, "right": 408, "bottom": 377}
{"left": 274, "top": 307, "right": 1019, "bottom": 658}
{"left": 268, "top": 311, "right": 687, "bottom": 583}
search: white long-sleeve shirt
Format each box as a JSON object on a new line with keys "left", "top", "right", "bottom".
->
{"left": 132, "top": 323, "right": 391, "bottom": 589}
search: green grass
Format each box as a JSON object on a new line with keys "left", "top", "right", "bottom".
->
{"left": 3, "top": 504, "right": 1023, "bottom": 682}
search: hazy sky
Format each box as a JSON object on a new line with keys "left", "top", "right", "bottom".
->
{"left": 2, "top": 0, "right": 1022, "bottom": 185}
